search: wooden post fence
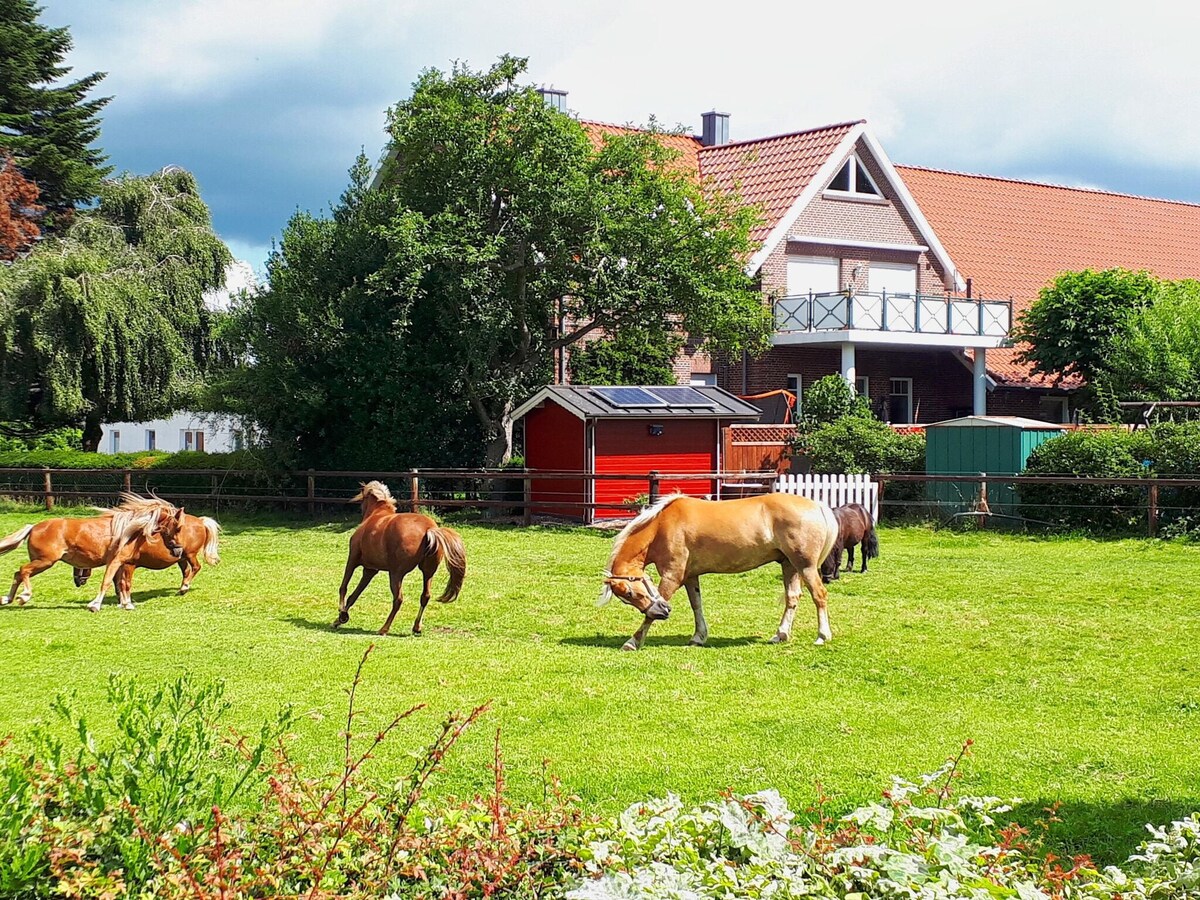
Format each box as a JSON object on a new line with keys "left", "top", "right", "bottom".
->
{"left": 1148, "top": 483, "right": 1159, "bottom": 537}
{"left": 410, "top": 469, "right": 420, "bottom": 513}
{"left": 648, "top": 471, "right": 661, "bottom": 505}
{"left": 42, "top": 467, "right": 53, "bottom": 511}
{"left": 307, "top": 470, "right": 316, "bottom": 515}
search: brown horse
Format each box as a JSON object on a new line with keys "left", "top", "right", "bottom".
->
{"left": 333, "top": 481, "right": 467, "bottom": 636}
{"left": 72, "top": 513, "right": 221, "bottom": 604}
{"left": 0, "top": 494, "right": 187, "bottom": 611}
{"left": 820, "top": 503, "right": 879, "bottom": 583}
{"left": 600, "top": 493, "right": 838, "bottom": 651}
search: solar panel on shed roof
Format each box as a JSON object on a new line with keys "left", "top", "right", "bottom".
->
{"left": 649, "top": 386, "right": 718, "bottom": 407}
{"left": 591, "top": 386, "right": 666, "bottom": 407}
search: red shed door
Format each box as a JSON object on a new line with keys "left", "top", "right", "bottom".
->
{"left": 593, "top": 420, "right": 717, "bottom": 519}
{"left": 523, "top": 403, "right": 586, "bottom": 519}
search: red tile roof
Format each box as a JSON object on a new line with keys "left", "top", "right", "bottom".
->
{"left": 580, "top": 120, "right": 702, "bottom": 175}
{"left": 899, "top": 166, "right": 1200, "bottom": 386}
{"left": 697, "top": 122, "right": 861, "bottom": 244}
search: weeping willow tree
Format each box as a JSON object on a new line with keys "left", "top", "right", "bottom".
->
{"left": 0, "top": 167, "right": 230, "bottom": 449}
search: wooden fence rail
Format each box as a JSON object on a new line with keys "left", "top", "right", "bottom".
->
{"left": 2, "top": 467, "right": 1198, "bottom": 536}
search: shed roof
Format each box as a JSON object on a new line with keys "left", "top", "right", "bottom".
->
{"left": 512, "top": 384, "right": 762, "bottom": 421}
{"left": 926, "top": 415, "right": 1068, "bottom": 430}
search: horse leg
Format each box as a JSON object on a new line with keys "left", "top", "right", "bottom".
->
{"left": 117, "top": 564, "right": 136, "bottom": 610}
{"left": 73, "top": 567, "right": 92, "bottom": 588}
{"left": 89, "top": 552, "right": 132, "bottom": 612}
{"left": 622, "top": 572, "right": 681, "bottom": 651}
{"left": 684, "top": 577, "right": 708, "bottom": 646}
{"left": 844, "top": 543, "right": 855, "bottom": 572}
{"left": 622, "top": 616, "right": 655, "bottom": 652}
{"left": 412, "top": 557, "right": 438, "bottom": 635}
{"left": 334, "top": 568, "right": 377, "bottom": 628}
{"left": 5, "top": 558, "right": 55, "bottom": 606}
{"left": 802, "top": 563, "right": 832, "bottom": 645}
{"left": 179, "top": 553, "right": 200, "bottom": 594}
{"left": 770, "top": 562, "right": 803, "bottom": 644}
{"left": 378, "top": 570, "right": 405, "bottom": 636}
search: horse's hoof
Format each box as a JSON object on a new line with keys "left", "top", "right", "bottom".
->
{"left": 814, "top": 634, "right": 830, "bottom": 646}
{"left": 769, "top": 632, "right": 788, "bottom": 644}
{"left": 688, "top": 635, "right": 707, "bottom": 647}
{"left": 378, "top": 627, "right": 391, "bottom": 636}
{"left": 120, "top": 603, "right": 136, "bottom": 611}
{"left": 178, "top": 586, "right": 190, "bottom": 595}
{"left": 621, "top": 640, "right": 639, "bottom": 652}
{"left": 86, "top": 602, "right": 102, "bottom": 613}
{"left": 412, "top": 627, "right": 423, "bottom": 636}
{"left": 0, "top": 595, "right": 9, "bottom": 606}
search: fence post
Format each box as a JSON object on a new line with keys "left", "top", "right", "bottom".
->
{"left": 522, "top": 470, "right": 533, "bottom": 527}
{"left": 1148, "top": 483, "right": 1159, "bottom": 537}
{"left": 410, "top": 469, "right": 420, "bottom": 513}
{"left": 42, "top": 467, "right": 53, "bottom": 511}
{"left": 648, "top": 471, "right": 661, "bottom": 505}
{"left": 307, "top": 469, "right": 316, "bottom": 516}
{"left": 123, "top": 469, "right": 132, "bottom": 494}
{"left": 977, "top": 472, "right": 990, "bottom": 527}
{"left": 211, "top": 474, "right": 218, "bottom": 502}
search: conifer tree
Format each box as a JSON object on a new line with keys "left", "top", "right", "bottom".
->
{"left": 0, "top": 0, "right": 111, "bottom": 222}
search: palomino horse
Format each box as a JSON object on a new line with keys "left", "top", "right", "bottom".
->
{"left": 0, "top": 494, "right": 187, "bottom": 611}
{"left": 820, "top": 503, "right": 879, "bottom": 583}
{"left": 600, "top": 493, "right": 838, "bottom": 651}
{"left": 333, "top": 481, "right": 467, "bottom": 636}
{"left": 72, "top": 512, "right": 221, "bottom": 605}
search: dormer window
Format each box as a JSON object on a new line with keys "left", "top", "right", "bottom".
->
{"left": 826, "top": 155, "right": 881, "bottom": 197}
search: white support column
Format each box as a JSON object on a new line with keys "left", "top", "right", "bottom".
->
{"left": 973, "top": 348, "right": 987, "bottom": 416}
{"left": 840, "top": 342, "right": 856, "bottom": 390}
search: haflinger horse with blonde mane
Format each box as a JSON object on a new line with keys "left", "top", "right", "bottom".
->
{"left": 600, "top": 493, "right": 839, "bottom": 651}
{"left": 333, "top": 481, "right": 466, "bottom": 636}
{"left": 0, "top": 493, "right": 187, "bottom": 611}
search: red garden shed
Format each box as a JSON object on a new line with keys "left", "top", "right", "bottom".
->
{"left": 512, "top": 385, "right": 762, "bottom": 522}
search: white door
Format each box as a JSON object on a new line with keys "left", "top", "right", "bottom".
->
{"left": 786, "top": 256, "right": 840, "bottom": 295}
{"left": 868, "top": 262, "right": 917, "bottom": 296}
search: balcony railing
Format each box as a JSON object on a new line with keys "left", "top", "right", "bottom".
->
{"left": 774, "top": 291, "right": 1011, "bottom": 338}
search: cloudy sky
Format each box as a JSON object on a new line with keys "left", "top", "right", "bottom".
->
{"left": 41, "top": 0, "right": 1199, "bottom": 276}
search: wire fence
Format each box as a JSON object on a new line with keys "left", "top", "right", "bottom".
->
{"left": 0, "top": 466, "right": 1196, "bottom": 536}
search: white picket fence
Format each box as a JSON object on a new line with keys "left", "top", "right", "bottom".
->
{"left": 774, "top": 473, "right": 879, "bottom": 522}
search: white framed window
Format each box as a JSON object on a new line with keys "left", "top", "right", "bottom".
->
{"left": 786, "top": 373, "right": 802, "bottom": 417}
{"left": 182, "top": 429, "right": 205, "bottom": 452}
{"left": 1040, "top": 396, "right": 1069, "bottom": 424}
{"left": 855, "top": 376, "right": 869, "bottom": 398}
{"left": 110, "top": 430, "right": 120, "bottom": 453}
{"left": 145, "top": 429, "right": 156, "bottom": 451}
{"left": 825, "top": 154, "right": 882, "bottom": 197}
{"left": 888, "top": 377, "right": 913, "bottom": 424}
{"left": 786, "top": 255, "right": 840, "bottom": 295}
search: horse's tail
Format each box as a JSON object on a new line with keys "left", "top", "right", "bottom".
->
{"left": 0, "top": 524, "right": 33, "bottom": 556}
{"left": 425, "top": 526, "right": 466, "bottom": 603}
{"left": 200, "top": 517, "right": 221, "bottom": 565}
{"left": 862, "top": 520, "right": 880, "bottom": 562}
{"left": 816, "top": 503, "right": 839, "bottom": 567}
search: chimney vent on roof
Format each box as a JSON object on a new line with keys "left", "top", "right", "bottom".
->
{"left": 701, "top": 110, "right": 730, "bottom": 146}
{"left": 538, "top": 86, "right": 568, "bottom": 113}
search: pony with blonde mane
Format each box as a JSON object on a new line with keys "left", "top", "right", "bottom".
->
{"left": 333, "top": 481, "right": 467, "bottom": 636}
{"left": 0, "top": 492, "right": 187, "bottom": 611}
{"left": 600, "top": 492, "right": 838, "bottom": 650}
{"left": 73, "top": 512, "right": 221, "bottom": 605}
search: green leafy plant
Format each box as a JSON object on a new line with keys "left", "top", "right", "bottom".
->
{"left": 799, "top": 374, "right": 872, "bottom": 429}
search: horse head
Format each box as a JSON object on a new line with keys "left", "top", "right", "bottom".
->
{"left": 351, "top": 481, "right": 397, "bottom": 518}
{"left": 153, "top": 505, "right": 187, "bottom": 559}
{"left": 600, "top": 573, "right": 671, "bottom": 621}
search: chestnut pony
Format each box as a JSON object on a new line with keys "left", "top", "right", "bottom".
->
{"left": 600, "top": 493, "right": 838, "bottom": 651}
{"left": 0, "top": 494, "right": 187, "bottom": 611}
{"left": 72, "top": 513, "right": 221, "bottom": 605}
{"left": 333, "top": 481, "right": 466, "bottom": 636}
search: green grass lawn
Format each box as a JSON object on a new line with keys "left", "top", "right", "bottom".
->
{"left": 1, "top": 502, "right": 1198, "bottom": 864}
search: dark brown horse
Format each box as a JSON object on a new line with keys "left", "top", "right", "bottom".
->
{"left": 820, "top": 503, "right": 879, "bottom": 583}
{"left": 73, "top": 513, "right": 221, "bottom": 605}
{"left": 333, "top": 481, "right": 467, "bottom": 636}
{"left": 0, "top": 494, "right": 187, "bottom": 611}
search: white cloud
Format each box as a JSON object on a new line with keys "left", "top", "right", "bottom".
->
{"left": 203, "top": 259, "right": 259, "bottom": 310}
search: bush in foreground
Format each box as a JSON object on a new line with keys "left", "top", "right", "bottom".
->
{"left": 2, "top": 658, "right": 1198, "bottom": 898}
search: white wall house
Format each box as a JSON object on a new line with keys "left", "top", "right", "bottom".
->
{"left": 99, "top": 412, "right": 246, "bottom": 454}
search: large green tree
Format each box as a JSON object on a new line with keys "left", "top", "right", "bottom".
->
{"left": 1013, "top": 268, "right": 1159, "bottom": 386}
{"left": 1101, "top": 279, "right": 1200, "bottom": 402}
{"left": 0, "top": 168, "right": 231, "bottom": 449}
{"left": 568, "top": 327, "right": 684, "bottom": 386}
{"left": 225, "top": 56, "right": 769, "bottom": 468}
{"left": 0, "top": 0, "right": 111, "bottom": 222}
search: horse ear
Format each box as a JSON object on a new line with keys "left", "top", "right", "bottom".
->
{"left": 176, "top": 506, "right": 186, "bottom": 520}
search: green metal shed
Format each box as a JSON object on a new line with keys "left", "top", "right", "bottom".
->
{"left": 925, "top": 416, "right": 1067, "bottom": 515}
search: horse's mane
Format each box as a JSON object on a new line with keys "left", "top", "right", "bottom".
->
{"left": 352, "top": 480, "right": 397, "bottom": 512}
{"left": 604, "top": 493, "right": 687, "bottom": 575}
{"left": 96, "top": 492, "right": 177, "bottom": 550}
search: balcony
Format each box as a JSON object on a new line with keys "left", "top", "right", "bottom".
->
{"left": 772, "top": 291, "right": 1012, "bottom": 349}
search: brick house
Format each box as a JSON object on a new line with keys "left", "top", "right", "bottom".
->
{"left": 574, "top": 106, "right": 1200, "bottom": 424}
